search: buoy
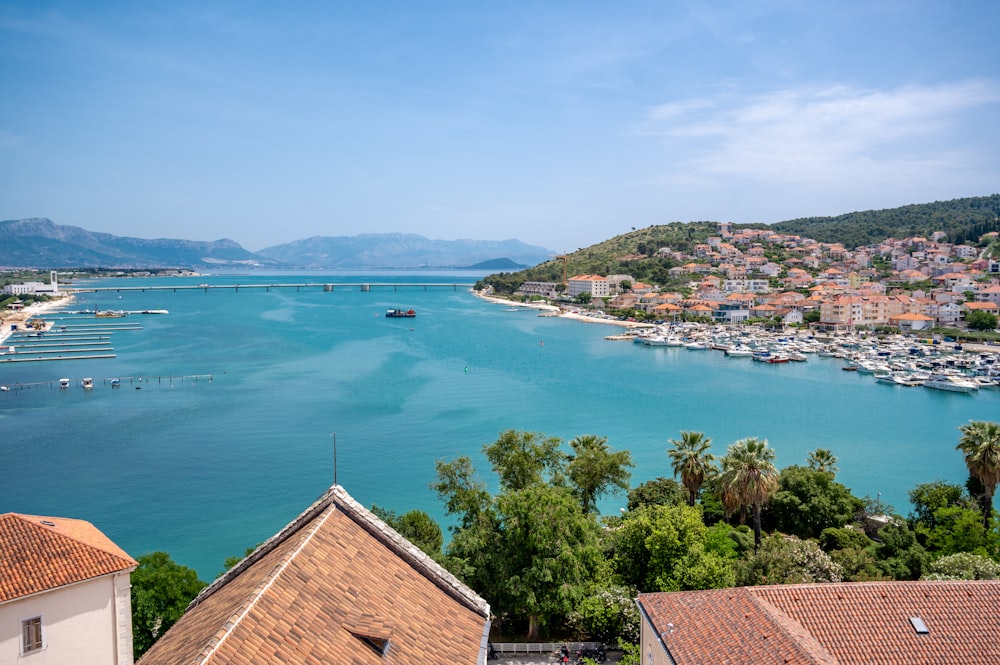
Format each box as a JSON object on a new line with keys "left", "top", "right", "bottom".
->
{"left": 540, "top": 340, "right": 545, "bottom": 347}
{"left": 464, "top": 366, "right": 469, "bottom": 374}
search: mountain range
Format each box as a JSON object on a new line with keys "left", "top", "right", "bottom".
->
{"left": 0, "top": 218, "right": 555, "bottom": 270}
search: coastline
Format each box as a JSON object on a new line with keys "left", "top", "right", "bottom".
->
{"left": 0, "top": 295, "right": 74, "bottom": 344}
{"left": 472, "top": 290, "right": 653, "bottom": 329}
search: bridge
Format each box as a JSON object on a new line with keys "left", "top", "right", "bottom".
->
{"left": 69, "top": 282, "right": 476, "bottom": 293}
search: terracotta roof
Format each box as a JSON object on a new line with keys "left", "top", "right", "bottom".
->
{"left": 639, "top": 581, "right": 1000, "bottom": 665}
{"left": 0, "top": 513, "right": 137, "bottom": 603}
{"left": 138, "top": 485, "right": 490, "bottom": 665}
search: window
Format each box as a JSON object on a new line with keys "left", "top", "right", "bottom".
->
{"left": 21, "top": 616, "right": 43, "bottom": 654}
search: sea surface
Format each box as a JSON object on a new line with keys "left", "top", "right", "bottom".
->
{"left": 2, "top": 272, "right": 998, "bottom": 581}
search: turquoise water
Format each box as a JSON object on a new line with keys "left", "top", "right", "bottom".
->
{"left": 2, "top": 272, "right": 998, "bottom": 581}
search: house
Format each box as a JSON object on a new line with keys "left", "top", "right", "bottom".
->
{"left": 889, "top": 312, "right": 935, "bottom": 332}
{"left": 567, "top": 274, "right": 611, "bottom": 298}
{"left": 0, "top": 513, "right": 137, "bottom": 664}
{"left": 138, "top": 485, "right": 492, "bottom": 665}
{"left": 637, "top": 580, "right": 1000, "bottom": 665}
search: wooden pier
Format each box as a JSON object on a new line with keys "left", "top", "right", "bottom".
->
{"left": 0, "top": 374, "right": 213, "bottom": 391}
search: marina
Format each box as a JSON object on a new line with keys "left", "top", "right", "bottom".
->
{"left": 1, "top": 273, "right": 997, "bottom": 580}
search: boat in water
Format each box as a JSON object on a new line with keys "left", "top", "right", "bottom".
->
{"left": 81, "top": 378, "right": 94, "bottom": 390}
{"left": 385, "top": 308, "right": 416, "bottom": 318}
{"left": 924, "top": 374, "right": 979, "bottom": 393}
{"left": 59, "top": 378, "right": 70, "bottom": 389}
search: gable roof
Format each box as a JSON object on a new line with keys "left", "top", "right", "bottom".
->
{"left": 0, "top": 513, "right": 137, "bottom": 603}
{"left": 138, "top": 485, "right": 490, "bottom": 665}
{"left": 639, "top": 581, "right": 1000, "bottom": 665}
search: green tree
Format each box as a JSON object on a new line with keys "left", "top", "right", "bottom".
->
{"left": 806, "top": 448, "right": 839, "bottom": 475}
{"left": 720, "top": 437, "right": 779, "bottom": 551}
{"left": 766, "top": 466, "right": 862, "bottom": 540}
{"left": 494, "top": 485, "right": 605, "bottom": 640}
{"left": 566, "top": 586, "right": 640, "bottom": 644}
{"left": 372, "top": 506, "right": 445, "bottom": 557}
{"left": 874, "top": 521, "right": 927, "bottom": 580}
{"left": 567, "top": 434, "right": 634, "bottom": 514}
{"left": 803, "top": 310, "right": 821, "bottom": 324}
{"left": 575, "top": 291, "right": 592, "bottom": 304}
{"left": 667, "top": 431, "right": 716, "bottom": 507}
{"left": 956, "top": 420, "right": 1000, "bottom": 527}
{"left": 907, "top": 480, "right": 966, "bottom": 531}
{"left": 131, "top": 552, "right": 206, "bottom": 658}
{"left": 966, "top": 310, "right": 998, "bottom": 331}
{"left": 485, "top": 429, "right": 566, "bottom": 491}
{"left": 431, "top": 456, "right": 491, "bottom": 529}
{"left": 626, "top": 477, "right": 685, "bottom": 511}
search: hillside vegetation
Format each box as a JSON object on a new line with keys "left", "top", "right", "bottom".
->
{"left": 479, "top": 195, "right": 1000, "bottom": 294}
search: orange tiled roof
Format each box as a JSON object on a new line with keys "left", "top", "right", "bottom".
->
{"left": 639, "top": 581, "right": 1000, "bottom": 665}
{"left": 0, "top": 513, "right": 137, "bottom": 603}
{"left": 138, "top": 485, "right": 490, "bottom": 665}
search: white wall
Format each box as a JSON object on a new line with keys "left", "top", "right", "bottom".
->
{"left": 0, "top": 572, "right": 133, "bottom": 665}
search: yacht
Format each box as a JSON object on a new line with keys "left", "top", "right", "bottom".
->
{"left": 924, "top": 374, "right": 978, "bottom": 393}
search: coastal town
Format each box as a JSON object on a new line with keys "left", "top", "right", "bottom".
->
{"left": 509, "top": 222, "right": 1000, "bottom": 333}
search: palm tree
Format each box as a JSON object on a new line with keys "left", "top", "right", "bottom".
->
{"left": 957, "top": 420, "right": 1000, "bottom": 528}
{"left": 567, "top": 434, "right": 633, "bottom": 514}
{"left": 720, "top": 437, "right": 779, "bottom": 552}
{"left": 667, "top": 431, "right": 716, "bottom": 507}
{"left": 806, "top": 448, "right": 839, "bottom": 475}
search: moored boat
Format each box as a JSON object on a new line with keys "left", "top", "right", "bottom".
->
{"left": 924, "top": 374, "right": 978, "bottom": 393}
{"left": 385, "top": 308, "right": 416, "bottom": 318}
{"left": 81, "top": 377, "right": 94, "bottom": 390}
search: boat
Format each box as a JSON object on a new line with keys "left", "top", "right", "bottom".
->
{"left": 385, "top": 308, "right": 416, "bottom": 318}
{"left": 59, "top": 378, "right": 70, "bottom": 389}
{"left": 893, "top": 373, "right": 927, "bottom": 387}
{"left": 81, "top": 378, "right": 94, "bottom": 390}
{"left": 725, "top": 346, "right": 753, "bottom": 357}
{"left": 95, "top": 310, "right": 127, "bottom": 318}
{"left": 110, "top": 378, "right": 121, "bottom": 388}
{"left": 924, "top": 374, "right": 979, "bottom": 393}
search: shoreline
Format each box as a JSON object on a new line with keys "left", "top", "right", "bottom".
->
{"left": 0, "top": 295, "right": 74, "bottom": 344}
{"left": 472, "top": 290, "right": 654, "bottom": 329}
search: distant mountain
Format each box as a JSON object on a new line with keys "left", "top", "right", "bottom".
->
{"left": 0, "top": 218, "right": 278, "bottom": 269}
{"left": 256, "top": 233, "right": 553, "bottom": 269}
{"left": 0, "top": 219, "right": 555, "bottom": 270}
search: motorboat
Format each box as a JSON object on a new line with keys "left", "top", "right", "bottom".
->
{"left": 924, "top": 374, "right": 978, "bottom": 393}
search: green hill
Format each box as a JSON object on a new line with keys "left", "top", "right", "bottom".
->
{"left": 478, "top": 195, "right": 1000, "bottom": 295}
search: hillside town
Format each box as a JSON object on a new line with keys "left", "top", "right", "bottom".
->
{"left": 515, "top": 223, "right": 1000, "bottom": 332}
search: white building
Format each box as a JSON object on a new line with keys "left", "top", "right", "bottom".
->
{"left": 0, "top": 513, "right": 137, "bottom": 664}
{"left": 2, "top": 271, "right": 60, "bottom": 296}
{"left": 567, "top": 274, "right": 611, "bottom": 298}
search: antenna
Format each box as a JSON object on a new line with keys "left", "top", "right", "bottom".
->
{"left": 332, "top": 432, "right": 337, "bottom": 486}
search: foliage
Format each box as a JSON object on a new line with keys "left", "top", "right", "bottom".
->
{"left": 806, "top": 448, "right": 839, "bottom": 475}
{"left": 873, "top": 521, "right": 927, "bottom": 580}
{"left": 222, "top": 545, "right": 258, "bottom": 572}
{"left": 736, "top": 535, "right": 843, "bottom": 586}
{"left": 765, "top": 466, "right": 862, "bottom": 540}
{"left": 965, "top": 310, "right": 998, "bottom": 331}
{"left": 956, "top": 420, "right": 1000, "bottom": 528}
{"left": 565, "top": 585, "right": 640, "bottom": 644}
{"left": 131, "top": 552, "right": 207, "bottom": 658}
{"left": 922, "top": 552, "right": 1000, "bottom": 580}
{"left": 626, "top": 477, "right": 685, "bottom": 511}
{"left": 667, "top": 431, "right": 716, "bottom": 507}
{"left": 485, "top": 429, "right": 567, "bottom": 491}
{"left": 768, "top": 195, "right": 1000, "bottom": 249}
{"left": 915, "top": 506, "right": 1000, "bottom": 558}
{"left": 372, "top": 505, "right": 444, "bottom": 557}
{"left": 719, "top": 437, "right": 779, "bottom": 551}
{"left": 907, "top": 481, "right": 967, "bottom": 530}
{"left": 567, "top": 434, "right": 634, "bottom": 514}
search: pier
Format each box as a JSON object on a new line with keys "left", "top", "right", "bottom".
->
{"left": 69, "top": 282, "right": 475, "bottom": 294}
{"left": 0, "top": 374, "right": 214, "bottom": 391}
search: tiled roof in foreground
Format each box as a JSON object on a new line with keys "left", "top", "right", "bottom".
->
{"left": 639, "top": 580, "right": 1000, "bottom": 665}
{"left": 138, "top": 485, "right": 491, "bottom": 665}
{"left": 0, "top": 512, "right": 137, "bottom": 603}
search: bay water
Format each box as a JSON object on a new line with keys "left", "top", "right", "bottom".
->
{"left": 1, "top": 272, "right": 997, "bottom": 581}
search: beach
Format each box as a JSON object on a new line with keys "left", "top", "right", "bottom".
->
{"left": 0, "top": 295, "right": 73, "bottom": 344}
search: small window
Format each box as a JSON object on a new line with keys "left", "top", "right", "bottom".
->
{"left": 22, "top": 616, "right": 43, "bottom": 654}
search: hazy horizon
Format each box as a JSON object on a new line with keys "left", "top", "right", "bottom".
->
{"left": 2, "top": 2, "right": 998, "bottom": 252}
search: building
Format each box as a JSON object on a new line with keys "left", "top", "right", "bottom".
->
{"left": 2, "top": 271, "right": 60, "bottom": 296}
{"left": 0, "top": 513, "right": 137, "bottom": 664}
{"left": 567, "top": 274, "right": 611, "bottom": 298}
{"left": 516, "top": 281, "right": 559, "bottom": 299}
{"left": 638, "top": 580, "right": 1000, "bottom": 665}
{"left": 138, "top": 485, "right": 492, "bottom": 665}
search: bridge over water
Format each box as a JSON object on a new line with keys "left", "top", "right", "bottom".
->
{"left": 69, "top": 282, "right": 476, "bottom": 293}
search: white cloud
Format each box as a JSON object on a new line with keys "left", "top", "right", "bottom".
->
{"left": 645, "top": 80, "right": 1000, "bottom": 185}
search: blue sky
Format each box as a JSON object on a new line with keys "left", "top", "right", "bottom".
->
{"left": 1, "top": 1, "right": 998, "bottom": 252}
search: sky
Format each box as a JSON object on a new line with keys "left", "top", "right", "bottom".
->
{"left": 1, "top": 1, "right": 998, "bottom": 252}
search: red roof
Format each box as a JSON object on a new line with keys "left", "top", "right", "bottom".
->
{"left": 639, "top": 581, "right": 1000, "bottom": 665}
{"left": 0, "top": 513, "right": 136, "bottom": 603}
{"left": 138, "top": 486, "right": 490, "bottom": 665}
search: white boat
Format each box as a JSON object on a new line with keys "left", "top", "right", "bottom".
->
{"left": 684, "top": 341, "right": 710, "bottom": 350}
{"left": 81, "top": 378, "right": 94, "bottom": 390}
{"left": 893, "top": 373, "right": 927, "bottom": 387}
{"left": 59, "top": 378, "right": 70, "bottom": 389}
{"left": 725, "top": 346, "right": 753, "bottom": 357}
{"left": 924, "top": 374, "right": 978, "bottom": 393}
